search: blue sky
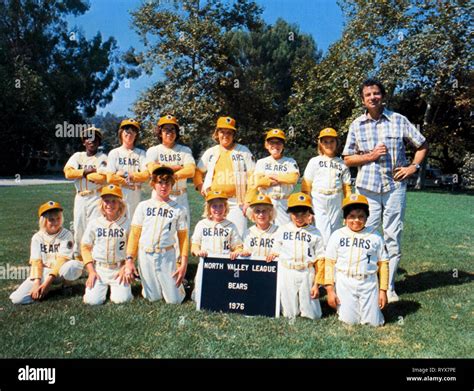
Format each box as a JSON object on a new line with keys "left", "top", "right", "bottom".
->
{"left": 68, "top": 0, "right": 344, "bottom": 116}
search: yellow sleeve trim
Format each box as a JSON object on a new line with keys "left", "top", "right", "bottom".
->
{"left": 315, "top": 258, "right": 325, "bottom": 285}
{"left": 301, "top": 178, "right": 312, "bottom": 194}
{"left": 256, "top": 175, "right": 272, "bottom": 188}
{"left": 126, "top": 225, "right": 142, "bottom": 260}
{"left": 177, "top": 229, "right": 189, "bottom": 257}
{"left": 324, "top": 258, "right": 336, "bottom": 285}
{"left": 132, "top": 171, "right": 150, "bottom": 183}
{"left": 193, "top": 168, "right": 205, "bottom": 188}
{"left": 378, "top": 260, "right": 389, "bottom": 291}
{"left": 86, "top": 173, "right": 107, "bottom": 184}
{"left": 64, "top": 166, "right": 84, "bottom": 180}
{"left": 276, "top": 172, "right": 299, "bottom": 185}
{"left": 107, "top": 172, "right": 127, "bottom": 186}
{"left": 343, "top": 183, "right": 352, "bottom": 198}
{"left": 50, "top": 255, "right": 69, "bottom": 277}
{"left": 81, "top": 243, "right": 94, "bottom": 266}
{"left": 175, "top": 164, "right": 196, "bottom": 180}
{"left": 29, "top": 259, "right": 43, "bottom": 280}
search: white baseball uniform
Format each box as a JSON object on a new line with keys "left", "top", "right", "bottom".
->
{"left": 64, "top": 151, "right": 108, "bottom": 260}
{"left": 131, "top": 198, "right": 188, "bottom": 304}
{"left": 81, "top": 215, "right": 132, "bottom": 305}
{"left": 191, "top": 218, "right": 242, "bottom": 302}
{"left": 303, "top": 156, "right": 351, "bottom": 246}
{"left": 10, "top": 228, "right": 83, "bottom": 304}
{"left": 252, "top": 156, "right": 300, "bottom": 226}
{"left": 197, "top": 144, "right": 255, "bottom": 237}
{"left": 325, "top": 226, "right": 389, "bottom": 326}
{"left": 273, "top": 223, "right": 324, "bottom": 319}
{"left": 107, "top": 146, "right": 147, "bottom": 218}
{"left": 145, "top": 143, "right": 195, "bottom": 229}
{"left": 243, "top": 224, "right": 278, "bottom": 257}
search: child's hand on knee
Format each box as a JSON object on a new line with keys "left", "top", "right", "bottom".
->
{"left": 310, "top": 283, "right": 320, "bottom": 299}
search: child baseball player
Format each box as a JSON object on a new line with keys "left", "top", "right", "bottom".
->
{"left": 107, "top": 119, "right": 149, "bottom": 218}
{"left": 246, "top": 129, "right": 299, "bottom": 226}
{"left": 64, "top": 127, "right": 108, "bottom": 261}
{"left": 324, "top": 194, "right": 389, "bottom": 326}
{"left": 191, "top": 190, "right": 243, "bottom": 301}
{"left": 302, "top": 128, "right": 352, "bottom": 246}
{"left": 10, "top": 202, "right": 83, "bottom": 304}
{"left": 81, "top": 185, "right": 132, "bottom": 305}
{"left": 272, "top": 192, "right": 325, "bottom": 319}
{"left": 241, "top": 193, "right": 278, "bottom": 261}
{"left": 145, "top": 115, "right": 195, "bottom": 229}
{"left": 194, "top": 116, "right": 255, "bottom": 237}
{"left": 125, "top": 164, "right": 188, "bottom": 304}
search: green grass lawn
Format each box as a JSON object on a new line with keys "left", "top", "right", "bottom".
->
{"left": 0, "top": 184, "right": 472, "bottom": 358}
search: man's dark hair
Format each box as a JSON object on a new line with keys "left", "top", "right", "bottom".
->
{"left": 359, "top": 79, "right": 386, "bottom": 98}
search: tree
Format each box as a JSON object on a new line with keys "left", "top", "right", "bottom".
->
{"left": 223, "top": 18, "right": 320, "bottom": 160}
{"left": 0, "top": 0, "right": 125, "bottom": 174}
{"left": 131, "top": 0, "right": 264, "bottom": 157}
{"left": 288, "top": 0, "right": 473, "bottom": 175}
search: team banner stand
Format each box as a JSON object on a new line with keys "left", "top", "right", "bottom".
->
{"left": 196, "top": 254, "right": 280, "bottom": 317}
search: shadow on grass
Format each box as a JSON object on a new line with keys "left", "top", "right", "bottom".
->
{"left": 397, "top": 270, "right": 473, "bottom": 295}
{"left": 46, "top": 280, "right": 85, "bottom": 301}
{"left": 384, "top": 300, "right": 421, "bottom": 324}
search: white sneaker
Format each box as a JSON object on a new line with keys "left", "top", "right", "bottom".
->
{"left": 387, "top": 290, "right": 400, "bottom": 303}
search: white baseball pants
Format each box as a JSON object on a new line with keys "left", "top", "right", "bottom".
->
{"left": 10, "top": 261, "right": 83, "bottom": 305}
{"left": 73, "top": 193, "right": 101, "bottom": 260}
{"left": 278, "top": 266, "right": 322, "bottom": 320}
{"left": 312, "top": 192, "right": 343, "bottom": 247}
{"left": 335, "top": 272, "right": 384, "bottom": 326}
{"left": 138, "top": 248, "right": 185, "bottom": 304}
{"left": 83, "top": 265, "right": 132, "bottom": 305}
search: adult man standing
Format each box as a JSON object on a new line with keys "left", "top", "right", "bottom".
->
{"left": 343, "top": 79, "right": 428, "bottom": 302}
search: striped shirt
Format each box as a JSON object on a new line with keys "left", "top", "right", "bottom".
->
{"left": 343, "top": 109, "right": 426, "bottom": 193}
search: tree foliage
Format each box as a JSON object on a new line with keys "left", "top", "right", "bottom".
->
{"left": 131, "top": 0, "right": 319, "bottom": 159}
{"left": 0, "top": 0, "right": 125, "bottom": 174}
{"left": 288, "top": 0, "right": 473, "bottom": 174}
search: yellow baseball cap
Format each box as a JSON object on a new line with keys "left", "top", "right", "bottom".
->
{"left": 38, "top": 201, "right": 63, "bottom": 218}
{"left": 148, "top": 162, "right": 174, "bottom": 176}
{"left": 342, "top": 194, "right": 369, "bottom": 209}
{"left": 101, "top": 184, "right": 123, "bottom": 199}
{"left": 216, "top": 116, "right": 236, "bottom": 131}
{"left": 119, "top": 119, "right": 141, "bottom": 131}
{"left": 158, "top": 115, "right": 179, "bottom": 128}
{"left": 287, "top": 192, "right": 313, "bottom": 213}
{"left": 265, "top": 128, "right": 286, "bottom": 142}
{"left": 318, "top": 128, "right": 338, "bottom": 138}
{"left": 249, "top": 193, "right": 273, "bottom": 207}
{"left": 206, "top": 190, "right": 228, "bottom": 202}
{"left": 342, "top": 194, "right": 369, "bottom": 218}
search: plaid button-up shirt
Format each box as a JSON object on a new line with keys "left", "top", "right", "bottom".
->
{"left": 343, "top": 109, "right": 426, "bottom": 193}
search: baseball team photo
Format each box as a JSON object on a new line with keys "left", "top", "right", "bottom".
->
{"left": 0, "top": 0, "right": 472, "bottom": 386}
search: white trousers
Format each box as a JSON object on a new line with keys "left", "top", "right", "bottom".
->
{"left": 358, "top": 183, "right": 406, "bottom": 292}
{"left": 271, "top": 198, "right": 291, "bottom": 226}
{"left": 123, "top": 188, "right": 142, "bottom": 220}
{"left": 138, "top": 248, "right": 185, "bottom": 304}
{"left": 83, "top": 265, "right": 132, "bottom": 305}
{"left": 10, "top": 261, "right": 83, "bottom": 305}
{"left": 312, "top": 192, "right": 343, "bottom": 248}
{"left": 335, "top": 272, "right": 384, "bottom": 326}
{"left": 227, "top": 197, "right": 247, "bottom": 238}
{"left": 73, "top": 193, "right": 101, "bottom": 259}
{"left": 278, "top": 266, "right": 321, "bottom": 320}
